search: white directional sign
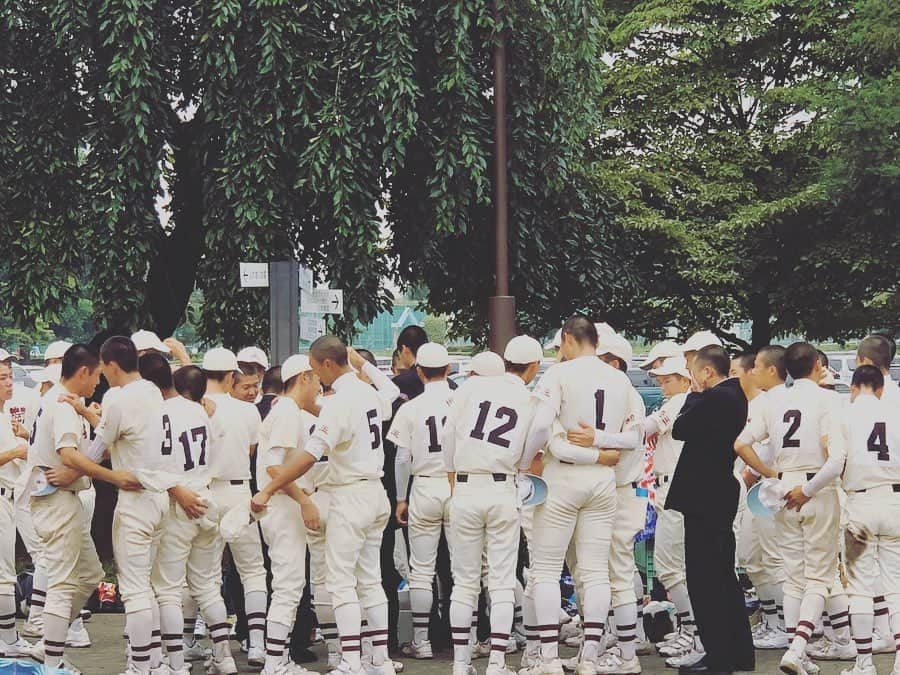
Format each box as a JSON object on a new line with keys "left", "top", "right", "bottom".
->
{"left": 239, "top": 263, "right": 269, "bottom": 287}
{"left": 298, "top": 266, "right": 313, "bottom": 291}
{"left": 300, "top": 315, "right": 327, "bottom": 341}
{"left": 301, "top": 288, "right": 343, "bottom": 315}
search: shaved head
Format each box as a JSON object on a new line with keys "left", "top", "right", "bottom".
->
{"left": 309, "top": 335, "right": 348, "bottom": 367}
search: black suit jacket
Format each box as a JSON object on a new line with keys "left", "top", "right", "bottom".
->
{"left": 665, "top": 377, "right": 748, "bottom": 526}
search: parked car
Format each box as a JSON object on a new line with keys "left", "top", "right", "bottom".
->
{"left": 11, "top": 362, "right": 36, "bottom": 389}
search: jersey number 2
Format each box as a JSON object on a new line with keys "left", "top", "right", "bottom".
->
{"left": 782, "top": 410, "right": 802, "bottom": 448}
{"left": 868, "top": 422, "right": 889, "bottom": 462}
{"left": 470, "top": 402, "right": 519, "bottom": 448}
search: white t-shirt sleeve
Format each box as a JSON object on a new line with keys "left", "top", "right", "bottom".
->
{"left": 54, "top": 404, "right": 84, "bottom": 452}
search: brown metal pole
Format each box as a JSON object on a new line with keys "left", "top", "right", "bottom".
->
{"left": 488, "top": 0, "right": 516, "bottom": 353}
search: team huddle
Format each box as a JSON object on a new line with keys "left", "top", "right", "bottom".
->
{"left": 0, "top": 318, "right": 897, "bottom": 675}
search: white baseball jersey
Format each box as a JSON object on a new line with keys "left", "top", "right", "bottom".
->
{"left": 738, "top": 379, "right": 841, "bottom": 473}
{"left": 841, "top": 393, "right": 900, "bottom": 492}
{"left": 28, "top": 383, "right": 91, "bottom": 487}
{"left": 0, "top": 411, "right": 22, "bottom": 490}
{"left": 4, "top": 385, "right": 40, "bottom": 433}
{"left": 882, "top": 374, "right": 900, "bottom": 405}
{"left": 533, "top": 355, "right": 645, "bottom": 481}
{"left": 258, "top": 397, "right": 320, "bottom": 493}
{"left": 206, "top": 392, "right": 261, "bottom": 481}
{"left": 444, "top": 373, "right": 535, "bottom": 475}
{"left": 160, "top": 395, "right": 217, "bottom": 490}
{"left": 97, "top": 379, "right": 169, "bottom": 491}
{"left": 306, "top": 371, "right": 391, "bottom": 486}
{"left": 649, "top": 391, "right": 687, "bottom": 476}
{"left": 387, "top": 380, "right": 454, "bottom": 476}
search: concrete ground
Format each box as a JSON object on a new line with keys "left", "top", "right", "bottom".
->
{"left": 11, "top": 615, "right": 897, "bottom": 674}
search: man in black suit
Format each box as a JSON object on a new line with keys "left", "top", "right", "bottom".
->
{"left": 666, "top": 345, "right": 754, "bottom": 674}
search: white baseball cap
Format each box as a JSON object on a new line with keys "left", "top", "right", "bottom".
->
{"left": 281, "top": 354, "right": 312, "bottom": 382}
{"left": 650, "top": 356, "right": 690, "bottom": 378}
{"left": 33, "top": 364, "right": 62, "bottom": 385}
{"left": 639, "top": 340, "right": 683, "bottom": 370}
{"left": 683, "top": 331, "right": 722, "bottom": 352}
{"left": 132, "top": 330, "right": 171, "bottom": 354}
{"left": 202, "top": 347, "right": 239, "bottom": 372}
{"left": 545, "top": 329, "right": 562, "bottom": 350}
{"left": 504, "top": 336, "right": 544, "bottom": 365}
{"left": 0, "top": 349, "right": 14, "bottom": 362}
{"left": 416, "top": 343, "right": 450, "bottom": 368}
{"left": 469, "top": 351, "right": 504, "bottom": 377}
{"left": 595, "top": 322, "right": 616, "bottom": 338}
{"left": 237, "top": 346, "right": 270, "bottom": 370}
{"left": 597, "top": 333, "right": 633, "bottom": 367}
{"left": 44, "top": 340, "right": 73, "bottom": 361}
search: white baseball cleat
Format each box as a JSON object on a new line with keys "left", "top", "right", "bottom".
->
{"left": 401, "top": 640, "right": 433, "bottom": 659}
{"left": 248, "top": 644, "right": 267, "bottom": 667}
{"left": 205, "top": 655, "right": 239, "bottom": 674}
{"left": 780, "top": 649, "right": 810, "bottom": 675}
{"left": 520, "top": 647, "right": 541, "bottom": 671}
{"left": 66, "top": 619, "right": 91, "bottom": 648}
{"left": 452, "top": 664, "right": 477, "bottom": 675}
{"left": 561, "top": 656, "right": 578, "bottom": 673}
{"left": 472, "top": 641, "right": 492, "bottom": 659}
{"left": 594, "top": 651, "right": 641, "bottom": 674}
{"left": 486, "top": 665, "right": 519, "bottom": 675}
{"left": 840, "top": 663, "right": 878, "bottom": 675}
{"left": 806, "top": 638, "right": 856, "bottom": 661}
{"left": 634, "top": 640, "right": 653, "bottom": 656}
{"left": 195, "top": 615, "right": 208, "bottom": 638}
{"left": 184, "top": 639, "right": 212, "bottom": 661}
{"left": 0, "top": 635, "right": 33, "bottom": 658}
{"left": 657, "top": 631, "right": 694, "bottom": 658}
{"left": 520, "top": 658, "right": 565, "bottom": 675}
{"left": 169, "top": 667, "right": 193, "bottom": 675}
{"left": 365, "top": 660, "right": 397, "bottom": 675}
{"left": 754, "top": 627, "right": 790, "bottom": 650}
{"left": 559, "top": 620, "right": 582, "bottom": 645}
{"left": 665, "top": 648, "right": 705, "bottom": 669}
{"left": 873, "top": 630, "right": 895, "bottom": 654}
{"left": 263, "top": 662, "right": 315, "bottom": 675}
{"left": 149, "top": 666, "right": 172, "bottom": 675}
{"left": 20, "top": 620, "right": 43, "bottom": 639}
{"left": 327, "top": 648, "right": 342, "bottom": 669}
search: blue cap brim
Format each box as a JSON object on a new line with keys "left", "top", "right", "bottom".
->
{"left": 747, "top": 482, "right": 777, "bottom": 517}
{"left": 522, "top": 474, "right": 548, "bottom": 507}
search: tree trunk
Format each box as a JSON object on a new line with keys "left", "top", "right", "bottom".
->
{"left": 749, "top": 294, "right": 772, "bottom": 349}
{"left": 147, "top": 117, "right": 206, "bottom": 337}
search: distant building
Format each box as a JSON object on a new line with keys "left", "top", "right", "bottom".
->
{"left": 353, "top": 306, "right": 425, "bottom": 352}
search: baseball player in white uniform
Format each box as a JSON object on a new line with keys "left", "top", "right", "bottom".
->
{"left": 1, "top": 348, "right": 41, "bottom": 434}
{"left": 253, "top": 337, "right": 400, "bottom": 675}
{"left": 202, "top": 346, "right": 268, "bottom": 667}
{"left": 442, "top": 335, "right": 543, "bottom": 675}
{"left": 520, "top": 318, "right": 643, "bottom": 675}
{"left": 0, "top": 359, "right": 31, "bottom": 657}
{"left": 388, "top": 343, "right": 455, "bottom": 659}
{"left": 257, "top": 354, "right": 321, "bottom": 675}
{"left": 29, "top": 344, "right": 143, "bottom": 672}
{"left": 141, "top": 358, "right": 237, "bottom": 675}
{"left": 733, "top": 342, "right": 846, "bottom": 675}
{"left": 839, "top": 365, "right": 900, "bottom": 675}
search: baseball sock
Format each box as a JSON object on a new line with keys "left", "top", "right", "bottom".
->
{"left": 28, "top": 565, "right": 47, "bottom": 626}
{"left": 182, "top": 591, "right": 198, "bottom": 647}
{"left": 410, "top": 588, "right": 432, "bottom": 644}
{"left": 361, "top": 618, "right": 373, "bottom": 662}
{"left": 790, "top": 593, "right": 825, "bottom": 655}
{"left": 205, "top": 604, "right": 232, "bottom": 663}
{"left": 365, "top": 604, "right": 390, "bottom": 667}
{"left": 850, "top": 609, "right": 874, "bottom": 669}
{"left": 783, "top": 593, "right": 802, "bottom": 641}
{"left": 488, "top": 600, "right": 513, "bottom": 667}
{"left": 245, "top": 590, "right": 266, "bottom": 650}
{"left": 450, "top": 600, "right": 474, "bottom": 664}
{"left": 43, "top": 612, "right": 69, "bottom": 668}
{"left": 614, "top": 603, "right": 638, "bottom": 661}
{"left": 667, "top": 582, "right": 696, "bottom": 635}
{"left": 468, "top": 608, "right": 478, "bottom": 648}
{"left": 0, "top": 594, "right": 16, "bottom": 644}
{"left": 889, "top": 611, "right": 900, "bottom": 670}
{"left": 150, "top": 599, "right": 163, "bottom": 668}
{"left": 633, "top": 572, "right": 646, "bottom": 643}
{"left": 334, "top": 603, "right": 363, "bottom": 670}
{"left": 314, "top": 590, "right": 340, "bottom": 660}
{"left": 756, "top": 583, "right": 778, "bottom": 631}
{"left": 127, "top": 609, "right": 154, "bottom": 672}
{"left": 607, "top": 608, "right": 616, "bottom": 635}
{"left": 265, "top": 621, "right": 290, "bottom": 669}
{"left": 523, "top": 592, "right": 539, "bottom": 656}
{"left": 159, "top": 604, "right": 186, "bottom": 672}
{"left": 874, "top": 594, "right": 891, "bottom": 639}
{"left": 827, "top": 594, "right": 852, "bottom": 645}
{"left": 534, "top": 582, "right": 561, "bottom": 660}
{"left": 514, "top": 579, "right": 525, "bottom": 636}
{"left": 580, "top": 584, "right": 611, "bottom": 662}
{"left": 821, "top": 610, "right": 833, "bottom": 640}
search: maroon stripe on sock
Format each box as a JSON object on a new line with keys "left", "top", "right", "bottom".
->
{"left": 212, "top": 634, "right": 229, "bottom": 643}
{"left": 583, "top": 622, "right": 604, "bottom": 629}
{"left": 830, "top": 611, "right": 849, "bottom": 620}
{"left": 343, "top": 645, "right": 361, "bottom": 652}
{"left": 268, "top": 637, "right": 286, "bottom": 645}
{"left": 162, "top": 634, "right": 181, "bottom": 641}
{"left": 491, "top": 645, "right": 506, "bottom": 652}
{"left": 856, "top": 637, "right": 873, "bottom": 644}
{"left": 340, "top": 635, "right": 361, "bottom": 641}
{"left": 267, "top": 649, "right": 284, "bottom": 656}
{"left": 168, "top": 645, "right": 183, "bottom": 652}
{"left": 246, "top": 612, "right": 266, "bottom": 619}
{"left": 535, "top": 624, "right": 558, "bottom": 630}
{"left": 452, "top": 639, "right": 469, "bottom": 646}
{"left": 832, "top": 621, "right": 850, "bottom": 629}
{"left": 208, "top": 623, "right": 230, "bottom": 632}
{"left": 490, "top": 633, "right": 509, "bottom": 639}
{"left": 798, "top": 621, "right": 815, "bottom": 631}
{"left": 540, "top": 637, "right": 556, "bottom": 643}
{"left": 45, "top": 640, "right": 66, "bottom": 647}
{"left": 30, "top": 600, "right": 45, "bottom": 607}
{"left": 132, "top": 644, "right": 152, "bottom": 653}
{"left": 373, "top": 640, "right": 388, "bottom": 646}
{"left": 875, "top": 608, "right": 890, "bottom": 616}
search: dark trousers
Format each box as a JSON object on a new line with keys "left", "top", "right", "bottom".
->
{"left": 683, "top": 513, "right": 754, "bottom": 671}
{"left": 380, "top": 518, "right": 403, "bottom": 652}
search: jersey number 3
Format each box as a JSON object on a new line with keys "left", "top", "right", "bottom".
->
{"left": 868, "top": 422, "right": 890, "bottom": 462}
{"left": 470, "top": 402, "right": 519, "bottom": 448}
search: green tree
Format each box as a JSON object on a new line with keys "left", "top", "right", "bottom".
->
{"left": 595, "top": 0, "right": 900, "bottom": 348}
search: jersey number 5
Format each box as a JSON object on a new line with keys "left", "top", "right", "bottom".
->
{"left": 366, "top": 409, "right": 382, "bottom": 450}
{"left": 867, "top": 422, "right": 889, "bottom": 462}
{"left": 470, "top": 402, "right": 519, "bottom": 448}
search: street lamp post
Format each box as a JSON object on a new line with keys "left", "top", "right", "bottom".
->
{"left": 488, "top": 0, "right": 516, "bottom": 353}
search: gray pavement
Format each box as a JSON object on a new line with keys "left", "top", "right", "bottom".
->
{"left": 13, "top": 615, "right": 897, "bottom": 674}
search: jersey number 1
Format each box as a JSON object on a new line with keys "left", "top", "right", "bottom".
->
{"left": 426, "top": 416, "right": 446, "bottom": 453}
{"left": 868, "top": 422, "right": 889, "bottom": 462}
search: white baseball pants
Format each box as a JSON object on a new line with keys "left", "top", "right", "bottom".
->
{"left": 210, "top": 479, "right": 267, "bottom": 594}
{"left": 844, "top": 488, "right": 900, "bottom": 615}
{"left": 609, "top": 485, "right": 647, "bottom": 608}
{"left": 408, "top": 476, "right": 452, "bottom": 593}
{"left": 260, "top": 493, "right": 308, "bottom": 626}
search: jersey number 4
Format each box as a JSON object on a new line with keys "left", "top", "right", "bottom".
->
{"left": 470, "top": 402, "right": 519, "bottom": 448}
{"left": 868, "top": 422, "right": 890, "bottom": 462}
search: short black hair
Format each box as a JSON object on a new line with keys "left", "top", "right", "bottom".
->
{"left": 205, "top": 370, "right": 231, "bottom": 383}
{"left": 852, "top": 364, "right": 884, "bottom": 391}
{"left": 599, "top": 354, "right": 628, "bottom": 373}
{"left": 139, "top": 353, "right": 173, "bottom": 391}
{"left": 417, "top": 364, "right": 448, "bottom": 381}
{"left": 816, "top": 349, "right": 830, "bottom": 368}
{"left": 504, "top": 360, "right": 530, "bottom": 375}
{"left": 858, "top": 335, "right": 892, "bottom": 371}
{"left": 261, "top": 366, "right": 282, "bottom": 394}
{"left": 733, "top": 352, "right": 756, "bottom": 372}
{"left": 757, "top": 345, "right": 787, "bottom": 381}
{"left": 174, "top": 366, "right": 207, "bottom": 402}
{"left": 238, "top": 361, "right": 265, "bottom": 378}
{"left": 61, "top": 344, "right": 100, "bottom": 380}
{"left": 562, "top": 315, "right": 599, "bottom": 349}
{"left": 396, "top": 325, "right": 428, "bottom": 357}
{"left": 694, "top": 345, "right": 730, "bottom": 377}
{"left": 309, "top": 335, "right": 348, "bottom": 366}
{"left": 785, "top": 342, "right": 819, "bottom": 380}
{"left": 100, "top": 336, "right": 138, "bottom": 373}
{"left": 356, "top": 349, "right": 377, "bottom": 368}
